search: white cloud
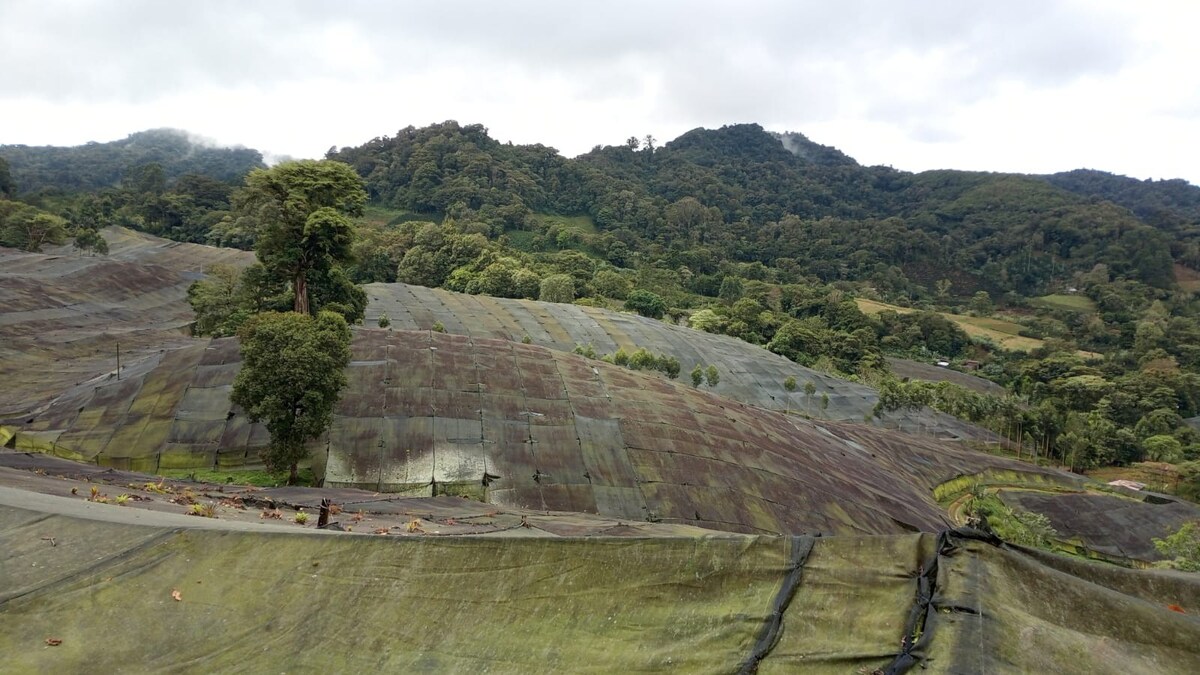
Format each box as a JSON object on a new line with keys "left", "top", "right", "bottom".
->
{"left": 0, "top": 0, "right": 1196, "bottom": 183}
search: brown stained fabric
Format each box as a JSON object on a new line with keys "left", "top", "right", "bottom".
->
{"left": 999, "top": 490, "right": 1200, "bottom": 561}
{"left": 16, "top": 328, "right": 1154, "bottom": 537}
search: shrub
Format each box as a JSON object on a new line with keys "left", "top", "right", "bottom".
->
{"left": 624, "top": 290, "right": 667, "bottom": 319}
{"left": 705, "top": 365, "right": 720, "bottom": 387}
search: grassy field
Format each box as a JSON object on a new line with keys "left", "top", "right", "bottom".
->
{"left": 1175, "top": 264, "right": 1200, "bottom": 292}
{"left": 158, "top": 467, "right": 317, "bottom": 487}
{"left": 530, "top": 213, "right": 598, "bottom": 236}
{"left": 856, "top": 298, "right": 1048, "bottom": 352}
{"left": 1030, "top": 294, "right": 1097, "bottom": 313}
{"left": 1086, "top": 463, "right": 1181, "bottom": 495}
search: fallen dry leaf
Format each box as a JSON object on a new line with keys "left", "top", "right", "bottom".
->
{"left": 405, "top": 519, "right": 425, "bottom": 533}
{"left": 171, "top": 589, "right": 182, "bottom": 602}
{"left": 45, "top": 638, "right": 62, "bottom": 646}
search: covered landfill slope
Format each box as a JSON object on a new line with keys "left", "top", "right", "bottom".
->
{"left": 364, "top": 282, "right": 991, "bottom": 440}
{"left": 6, "top": 229, "right": 1200, "bottom": 549}
{"left": 14, "top": 326, "right": 1080, "bottom": 537}
{"left": 0, "top": 227, "right": 252, "bottom": 419}
{"left": 2, "top": 493, "right": 1199, "bottom": 674}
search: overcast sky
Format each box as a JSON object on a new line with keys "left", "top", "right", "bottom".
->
{"left": 2, "top": 0, "right": 1197, "bottom": 183}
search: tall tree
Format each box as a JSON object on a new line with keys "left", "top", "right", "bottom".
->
{"left": 237, "top": 160, "right": 366, "bottom": 314}
{"left": 0, "top": 155, "right": 14, "bottom": 197}
{"left": 1, "top": 208, "right": 67, "bottom": 252}
{"left": 231, "top": 310, "right": 352, "bottom": 484}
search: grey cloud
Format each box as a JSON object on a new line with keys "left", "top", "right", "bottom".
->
{"left": 0, "top": 1, "right": 1134, "bottom": 105}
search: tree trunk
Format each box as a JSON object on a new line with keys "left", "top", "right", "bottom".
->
{"left": 294, "top": 272, "right": 309, "bottom": 314}
{"left": 288, "top": 462, "right": 299, "bottom": 486}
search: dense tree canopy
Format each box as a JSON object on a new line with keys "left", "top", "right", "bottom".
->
{"left": 238, "top": 160, "right": 367, "bottom": 315}
{"left": 16, "top": 122, "right": 1200, "bottom": 480}
{"left": 231, "top": 310, "right": 352, "bottom": 484}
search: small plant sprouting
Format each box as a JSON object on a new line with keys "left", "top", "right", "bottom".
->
{"left": 377, "top": 312, "right": 391, "bottom": 329}
{"left": 143, "top": 480, "right": 171, "bottom": 494}
{"left": 115, "top": 494, "right": 131, "bottom": 506}
{"left": 431, "top": 321, "right": 446, "bottom": 333}
{"left": 521, "top": 334, "right": 532, "bottom": 344}
{"left": 294, "top": 510, "right": 310, "bottom": 525}
{"left": 705, "top": 365, "right": 720, "bottom": 387}
{"left": 187, "top": 502, "right": 218, "bottom": 518}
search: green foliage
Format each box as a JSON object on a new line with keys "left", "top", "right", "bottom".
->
{"left": 187, "top": 265, "right": 255, "bottom": 337}
{"left": 718, "top": 276, "right": 744, "bottom": 304}
{"left": 627, "top": 348, "right": 657, "bottom": 370}
{"left": 0, "top": 129, "right": 263, "bottom": 194}
{"left": 968, "top": 493, "right": 1059, "bottom": 549}
{"left": 1031, "top": 294, "right": 1096, "bottom": 313}
{"left": 17, "top": 121, "right": 1200, "bottom": 479}
{"left": 969, "top": 291, "right": 993, "bottom": 316}
{"left": 1143, "top": 435, "right": 1184, "bottom": 463}
{"left": 0, "top": 155, "right": 13, "bottom": 197}
{"left": 0, "top": 200, "right": 67, "bottom": 251}
{"left": 705, "top": 365, "right": 720, "bottom": 387}
{"left": 783, "top": 376, "right": 797, "bottom": 392}
{"left": 691, "top": 364, "right": 704, "bottom": 387}
{"left": 73, "top": 228, "right": 108, "bottom": 255}
{"left": 377, "top": 313, "right": 391, "bottom": 329}
{"left": 592, "top": 269, "right": 632, "bottom": 299}
{"left": 431, "top": 321, "right": 446, "bottom": 333}
{"left": 656, "top": 354, "right": 682, "bottom": 379}
{"left": 539, "top": 273, "right": 575, "bottom": 303}
{"left": 688, "top": 308, "right": 726, "bottom": 333}
{"left": 1152, "top": 521, "right": 1200, "bottom": 572}
{"left": 1177, "top": 462, "right": 1200, "bottom": 502}
{"left": 624, "top": 290, "right": 667, "bottom": 319}
{"left": 231, "top": 311, "right": 351, "bottom": 484}
{"left": 238, "top": 159, "right": 366, "bottom": 314}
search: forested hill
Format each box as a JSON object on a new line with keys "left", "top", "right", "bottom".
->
{"left": 8, "top": 120, "right": 1200, "bottom": 478}
{"left": 1046, "top": 169, "right": 1200, "bottom": 251}
{"left": 328, "top": 121, "right": 1188, "bottom": 296}
{"left": 0, "top": 128, "right": 264, "bottom": 194}
{"left": 4, "top": 122, "right": 1196, "bottom": 298}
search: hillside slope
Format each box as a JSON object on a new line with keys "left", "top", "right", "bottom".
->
{"left": 365, "top": 283, "right": 991, "bottom": 439}
{"left": 0, "top": 228, "right": 253, "bottom": 417}
{"left": 3, "top": 496, "right": 1199, "bottom": 674}
{"left": 15, "top": 327, "right": 1082, "bottom": 536}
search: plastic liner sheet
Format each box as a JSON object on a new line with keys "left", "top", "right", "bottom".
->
{"left": 998, "top": 490, "right": 1199, "bottom": 562}
{"left": 361, "top": 282, "right": 996, "bottom": 441}
{"left": 925, "top": 531, "right": 1200, "bottom": 674}
{"left": 20, "top": 329, "right": 1174, "bottom": 540}
{"left": 4, "top": 504, "right": 1200, "bottom": 674}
